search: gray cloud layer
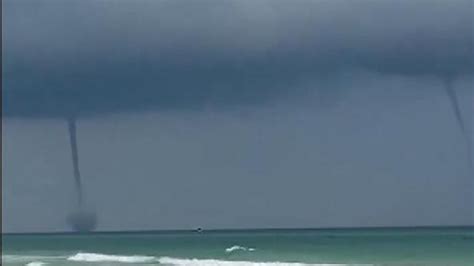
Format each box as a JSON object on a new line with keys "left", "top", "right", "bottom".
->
{"left": 3, "top": 0, "right": 473, "bottom": 117}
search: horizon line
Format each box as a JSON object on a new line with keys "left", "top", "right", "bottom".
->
{"left": 3, "top": 225, "right": 474, "bottom": 236}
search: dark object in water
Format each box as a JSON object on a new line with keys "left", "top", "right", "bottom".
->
{"left": 68, "top": 209, "right": 98, "bottom": 232}
{"left": 195, "top": 227, "right": 203, "bottom": 233}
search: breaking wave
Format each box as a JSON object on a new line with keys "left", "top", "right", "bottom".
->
{"left": 158, "top": 257, "right": 365, "bottom": 266}
{"left": 225, "top": 245, "right": 256, "bottom": 253}
{"left": 58, "top": 253, "right": 370, "bottom": 266}
{"left": 67, "top": 252, "right": 156, "bottom": 263}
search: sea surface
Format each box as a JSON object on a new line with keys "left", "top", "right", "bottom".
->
{"left": 2, "top": 228, "right": 474, "bottom": 266}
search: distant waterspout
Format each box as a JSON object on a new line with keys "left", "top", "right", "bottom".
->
{"left": 443, "top": 77, "right": 473, "bottom": 171}
{"left": 66, "top": 116, "right": 97, "bottom": 232}
{"left": 67, "top": 116, "right": 83, "bottom": 206}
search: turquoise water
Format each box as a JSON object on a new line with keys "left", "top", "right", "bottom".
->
{"left": 2, "top": 228, "right": 474, "bottom": 266}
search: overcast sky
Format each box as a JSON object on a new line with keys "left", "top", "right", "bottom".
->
{"left": 2, "top": 0, "right": 474, "bottom": 232}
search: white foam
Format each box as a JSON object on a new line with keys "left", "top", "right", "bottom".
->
{"left": 67, "top": 252, "right": 156, "bottom": 263}
{"left": 225, "top": 246, "right": 256, "bottom": 253}
{"left": 2, "top": 255, "right": 61, "bottom": 263}
{"left": 158, "top": 257, "right": 365, "bottom": 266}
{"left": 26, "top": 262, "right": 47, "bottom": 266}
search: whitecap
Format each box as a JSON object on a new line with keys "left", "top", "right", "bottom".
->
{"left": 225, "top": 246, "right": 256, "bottom": 253}
{"left": 158, "top": 257, "right": 368, "bottom": 266}
{"left": 67, "top": 252, "right": 156, "bottom": 263}
{"left": 25, "top": 261, "right": 47, "bottom": 266}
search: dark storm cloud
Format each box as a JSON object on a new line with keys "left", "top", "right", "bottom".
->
{"left": 3, "top": 0, "right": 473, "bottom": 117}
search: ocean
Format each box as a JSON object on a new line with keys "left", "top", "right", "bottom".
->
{"left": 2, "top": 228, "right": 474, "bottom": 266}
